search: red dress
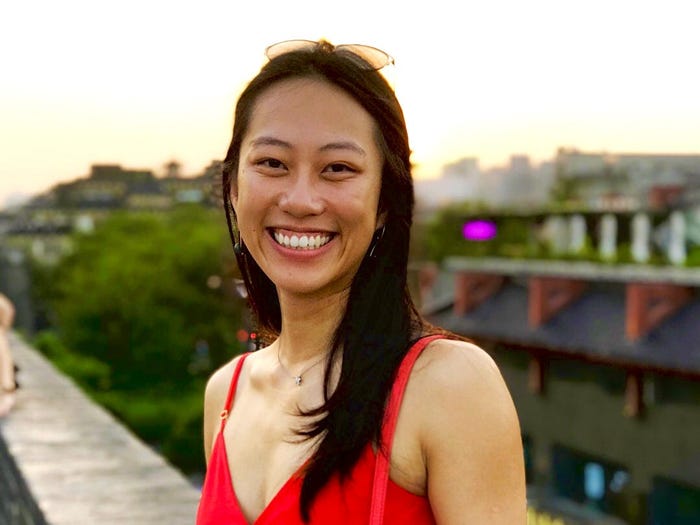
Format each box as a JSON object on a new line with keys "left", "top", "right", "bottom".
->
{"left": 196, "top": 336, "right": 441, "bottom": 524}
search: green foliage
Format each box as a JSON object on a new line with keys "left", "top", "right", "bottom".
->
{"left": 549, "top": 176, "right": 578, "bottom": 203}
{"left": 94, "top": 385, "right": 207, "bottom": 473}
{"left": 419, "top": 204, "right": 699, "bottom": 268}
{"left": 31, "top": 205, "right": 246, "bottom": 475}
{"left": 686, "top": 246, "right": 700, "bottom": 267}
{"left": 34, "top": 330, "right": 112, "bottom": 391}
{"left": 36, "top": 206, "right": 241, "bottom": 386}
{"left": 422, "top": 204, "right": 534, "bottom": 262}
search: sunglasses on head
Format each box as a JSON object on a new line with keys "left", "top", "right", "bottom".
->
{"left": 264, "top": 39, "right": 395, "bottom": 71}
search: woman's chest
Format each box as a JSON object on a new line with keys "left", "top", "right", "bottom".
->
{"left": 222, "top": 396, "right": 317, "bottom": 519}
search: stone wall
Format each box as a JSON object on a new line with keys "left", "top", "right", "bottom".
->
{"left": 0, "top": 333, "right": 200, "bottom": 524}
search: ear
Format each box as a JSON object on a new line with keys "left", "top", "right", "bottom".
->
{"left": 376, "top": 210, "right": 387, "bottom": 230}
{"left": 229, "top": 184, "right": 239, "bottom": 211}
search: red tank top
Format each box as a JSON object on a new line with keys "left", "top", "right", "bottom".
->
{"left": 196, "top": 336, "right": 440, "bottom": 524}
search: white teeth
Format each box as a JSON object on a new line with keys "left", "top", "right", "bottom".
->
{"left": 272, "top": 231, "right": 331, "bottom": 250}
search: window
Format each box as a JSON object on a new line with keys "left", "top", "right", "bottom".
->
{"left": 551, "top": 445, "right": 639, "bottom": 522}
{"left": 650, "top": 477, "right": 700, "bottom": 524}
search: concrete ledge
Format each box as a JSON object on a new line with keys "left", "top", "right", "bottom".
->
{"left": 0, "top": 428, "right": 46, "bottom": 525}
{"left": 0, "top": 333, "right": 200, "bottom": 524}
{"left": 444, "top": 256, "right": 700, "bottom": 285}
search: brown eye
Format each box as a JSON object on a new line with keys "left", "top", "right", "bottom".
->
{"left": 260, "top": 158, "right": 285, "bottom": 169}
{"left": 325, "top": 163, "right": 354, "bottom": 173}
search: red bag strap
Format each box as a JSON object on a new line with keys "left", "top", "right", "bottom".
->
{"left": 369, "top": 335, "right": 443, "bottom": 524}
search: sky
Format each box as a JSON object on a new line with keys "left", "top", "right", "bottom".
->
{"left": 1, "top": 0, "right": 699, "bottom": 209}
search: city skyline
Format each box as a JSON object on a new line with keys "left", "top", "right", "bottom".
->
{"left": 2, "top": 0, "right": 699, "bottom": 209}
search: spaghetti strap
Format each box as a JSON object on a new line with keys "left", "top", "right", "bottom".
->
{"left": 219, "top": 352, "right": 252, "bottom": 431}
{"left": 369, "top": 335, "right": 443, "bottom": 524}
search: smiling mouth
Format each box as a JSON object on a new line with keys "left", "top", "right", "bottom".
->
{"left": 271, "top": 229, "right": 334, "bottom": 250}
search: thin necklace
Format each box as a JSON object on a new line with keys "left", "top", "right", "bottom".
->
{"left": 277, "top": 344, "right": 329, "bottom": 386}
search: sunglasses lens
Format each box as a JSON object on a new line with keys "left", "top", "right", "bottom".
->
{"left": 336, "top": 44, "right": 394, "bottom": 70}
{"left": 264, "top": 40, "right": 394, "bottom": 71}
{"left": 264, "top": 40, "right": 317, "bottom": 61}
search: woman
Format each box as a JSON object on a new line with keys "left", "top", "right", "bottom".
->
{"left": 198, "top": 40, "right": 525, "bottom": 524}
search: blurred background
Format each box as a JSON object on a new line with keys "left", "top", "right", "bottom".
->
{"left": 1, "top": 1, "right": 699, "bottom": 524}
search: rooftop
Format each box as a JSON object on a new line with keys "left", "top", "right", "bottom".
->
{"left": 428, "top": 257, "right": 700, "bottom": 377}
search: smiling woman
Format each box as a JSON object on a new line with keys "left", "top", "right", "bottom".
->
{"left": 197, "top": 39, "right": 526, "bottom": 525}
{"left": 234, "top": 77, "right": 384, "bottom": 299}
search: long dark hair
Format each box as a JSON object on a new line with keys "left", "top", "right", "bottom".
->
{"left": 222, "top": 40, "right": 430, "bottom": 520}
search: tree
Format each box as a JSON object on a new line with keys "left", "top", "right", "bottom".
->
{"left": 33, "top": 205, "right": 246, "bottom": 474}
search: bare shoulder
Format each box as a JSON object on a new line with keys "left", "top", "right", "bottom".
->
{"left": 410, "top": 338, "right": 526, "bottom": 522}
{"left": 412, "top": 337, "right": 505, "bottom": 400}
{"left": 412, "top": 337, "right": 519, "bottom": 434}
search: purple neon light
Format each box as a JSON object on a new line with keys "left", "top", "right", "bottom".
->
{"left": 462, "top": 220, "right": 497, "bottom": 241}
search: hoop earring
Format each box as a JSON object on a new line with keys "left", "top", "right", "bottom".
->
{"left": 368, "top": 225, "right": 386, "bottom": 259}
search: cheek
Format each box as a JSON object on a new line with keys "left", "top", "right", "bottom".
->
{"left": 332, "top": 187, "right": 377, "bottom": 221}
{"left": 233, "top": 171, "right": 259, "bottom": 216}
{"left": 233, "top": 177, "right": 274, "bottom": 239}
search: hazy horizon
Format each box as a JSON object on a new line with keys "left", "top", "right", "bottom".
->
{"left": 3, "top": 0, "right": 699, "bottom": 209}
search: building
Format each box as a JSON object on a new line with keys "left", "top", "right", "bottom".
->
{"left": 424, "top": 257, "right": 700, "bottom": 525}
{"left": 0, "top": 161, "right": 223, "bottom": 331}
{"left": 554, "top": 149, "right": 700, "bottom": 211}
{"left": 415, "top": 155, "right": 555, "bottom": 212}
{"left": 414, "top": 155, "right": 700, "bottom": 522}
{"left": 417, "top": 203, "right": 700, "bottom": 524}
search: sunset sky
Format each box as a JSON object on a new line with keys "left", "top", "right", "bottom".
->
{"left": 1, "top": 0, "right": 699, "bottom": 208}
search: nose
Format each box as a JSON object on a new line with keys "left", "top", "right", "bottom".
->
{"left": 278, "top": 172, "right": 325, "bottom": 217}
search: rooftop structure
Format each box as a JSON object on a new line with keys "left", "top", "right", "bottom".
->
{"left": 420, "top": 255, "right": 700, "bottom": 524}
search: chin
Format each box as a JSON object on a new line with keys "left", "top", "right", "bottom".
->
{"left": 272, "top": 275, "right": 352, "bottom": 299}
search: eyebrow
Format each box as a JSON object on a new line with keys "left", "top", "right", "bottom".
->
{"left": 249, "top": 136, "right": 292, "bottom": 149}
{"left": 249, "top": 136, "right": 366, "bottom": 156}
{"left": 319, "top": 141, "right": 366, "bottom": 157}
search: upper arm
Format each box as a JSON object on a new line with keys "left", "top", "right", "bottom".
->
{"left": 202, "top": 358, "right": 238, "bottom": 465}
{"left": 419, "top": 340, "right": 526, "bottom": 524}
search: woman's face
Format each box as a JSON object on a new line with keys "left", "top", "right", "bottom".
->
{"left": 232, "top": 77, "right": 384, "bottom": 300}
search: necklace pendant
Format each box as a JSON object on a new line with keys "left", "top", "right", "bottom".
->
{"left": 295, "top": 376, "right": 303, "bottom": 386}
